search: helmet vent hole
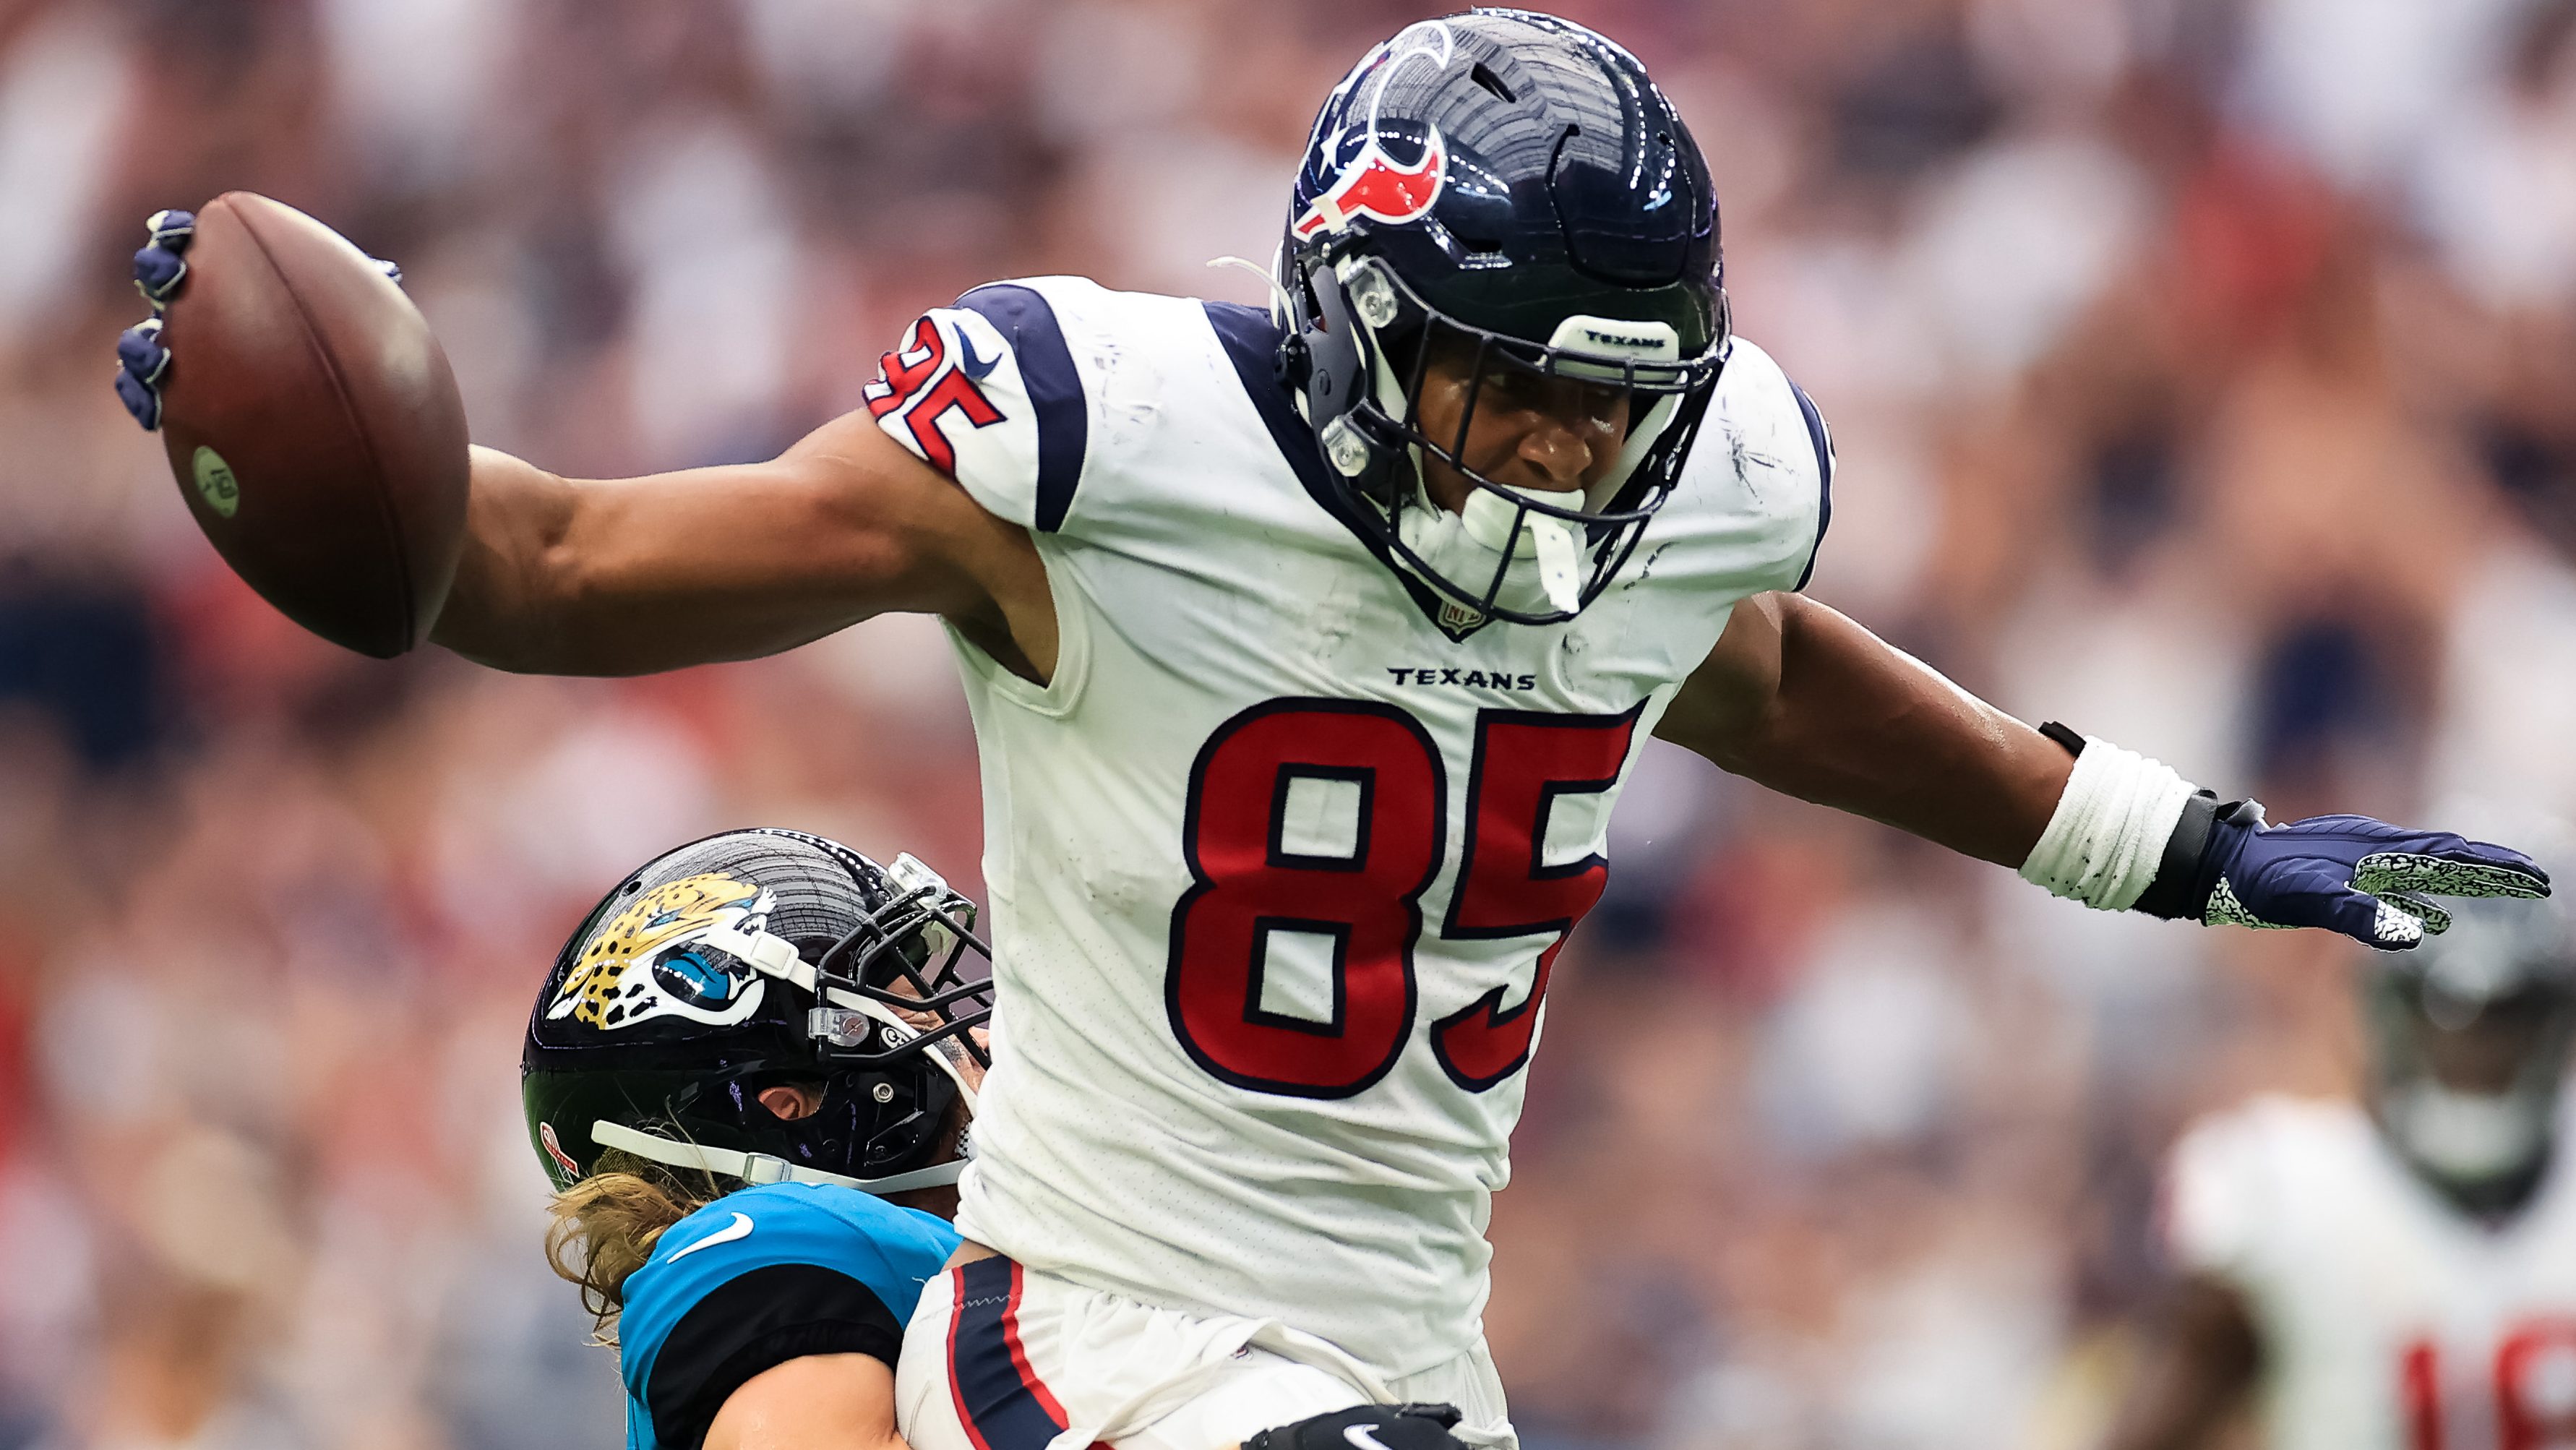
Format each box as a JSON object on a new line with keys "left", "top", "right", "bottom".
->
{"left": 1470, "top": 62, "right": 1516, "bottom": 103}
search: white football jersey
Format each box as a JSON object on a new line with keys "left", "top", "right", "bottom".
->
{"left": 866, "top": 276, "right": 1830, "bottom": 1376}
{"left": 2166, "top": 1094, "right": 2576, "bottom": 1450}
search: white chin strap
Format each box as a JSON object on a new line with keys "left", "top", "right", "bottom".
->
{"left": 588, "top": 1119, "right": 968, "bottom": 1196}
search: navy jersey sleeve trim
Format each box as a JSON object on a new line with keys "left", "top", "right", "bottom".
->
{"left": 645, "top": 1262, "right": 903, "bottom": 1450}
{"left": 1201, "top": 301, "right": 1451, "bottom": 625}
{"left": 949, "top": 1257, "right": 1073, "bottom": 1450}
{"left": 1787, "top": 378, "right": 1834, "bottom": 593}
{"left": 956, "top": 285, "right": 1086, "bottom": 533}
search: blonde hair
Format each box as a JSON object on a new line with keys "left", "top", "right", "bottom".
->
{"left": 544, "top": 1151, "right": 724, "bottom": 1345}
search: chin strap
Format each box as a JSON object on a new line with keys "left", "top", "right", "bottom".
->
{"left": 588, "top": 1119, "right": 969, "bottom": 1196}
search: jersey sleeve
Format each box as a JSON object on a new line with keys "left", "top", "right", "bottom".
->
{"left": 618, "top": 1185, "right": 959, "bottom": 1450}
{"left": 1667, "top": 336, "right": 1835, "bottom": 599}
{"left": 1782, "top": 374, "right": 1835, "bottom": 593}
{"left": 2162, "top": 1110, "right": 2272, "bottom": 1282}
{"left": 866, "top": 278, "right": 1108, "bottom": 535}
{"left": 639, "top": 1261, "right": 903, "bottom": 1449}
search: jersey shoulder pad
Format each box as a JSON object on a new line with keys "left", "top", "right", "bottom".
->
{"left": 865, "top": 275, "right": 1199, "bottom": 539}
{"left": 618, "top": 1184, "right": 959, "bottom": 1448}
{"left": 2162, "top": 1094, "right": 2359, "bottom": 1280}
{"left": 1675, "top": 335, "right": 1834, "bottom": 595}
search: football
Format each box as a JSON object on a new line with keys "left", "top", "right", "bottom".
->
{"left": 154, "top": 192, "right": 469, "bottom": 658}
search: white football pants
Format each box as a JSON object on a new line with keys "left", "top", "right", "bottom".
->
{"left": 895, "top": 1255, "right": 1516, "bottom": 1450}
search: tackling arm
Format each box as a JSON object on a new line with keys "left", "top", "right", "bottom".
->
{"left": 430, "top": 415, "right": 1056, "bottom": 680}
{"left": 704, "top": 1352, "right": 908, "bottom": 1450}
{"left": 1656, "top": 591, "right": 2071, "bottom": 867}
{"left": 2101, "top": 1276, "right": 2263, "bottom": 1450}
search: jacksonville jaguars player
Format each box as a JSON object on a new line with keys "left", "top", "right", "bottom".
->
{"left": 523, "top": 827, "right": 995, "bottom": 1450}
{"left": 528, "top": 826, "right": 1472, "bottom": 1450}
{"left": 2111, "top": 898, "right": 2576, "bottom": 1450}
{"left": 120, "top": 10, "right": 2549, "bottom": 1450}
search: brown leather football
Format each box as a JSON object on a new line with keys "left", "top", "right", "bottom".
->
{"left": 155, "top": 192, "right": 469, "bottom": 658}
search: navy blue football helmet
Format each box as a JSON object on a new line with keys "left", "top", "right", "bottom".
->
{"left": 1275, "top": 9, "right": 1728, "bottom": 635}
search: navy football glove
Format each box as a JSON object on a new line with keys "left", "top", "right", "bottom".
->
{"left": 113, "top": 208, "right": 403, "bottom": 432}
{"left": 2144, "top": 800, "right": 2549, "bottom": 949}
{"left": 113, "top": 208, "right": 193, "bottom": 431}
{"left": 1245, "top": 1404, "right": 1466, "bottom": 1450}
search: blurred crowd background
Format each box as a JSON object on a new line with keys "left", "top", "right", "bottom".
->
{"left": 1, "top": 0, "right": 2574, "bottom": 1445}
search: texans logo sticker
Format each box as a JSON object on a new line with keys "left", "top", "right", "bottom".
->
{"left": 1293, "top": 21, "right": 1454, "bottom": 240}
{"left": 1292, "top": 131, "right": 1448, "bottom": 239}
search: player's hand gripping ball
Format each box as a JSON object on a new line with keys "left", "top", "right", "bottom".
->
{"left": 2194, "top": 806, "right": 2550, "bottom": 948}
{"left": 114, "top": 194, "right": 468, "bottom": 658}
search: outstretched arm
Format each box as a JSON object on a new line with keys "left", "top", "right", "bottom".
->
{"left": 1660, "top": 591, "right": 2549, "bottom": 946}
{"left": 431, "top": 415, "right": 1055, "bottom": 680}
{"left": 113, "top": 211, "right": 1055, "bottom": 685}
{"left": 1655, "top": 591, "right": 2071, "bottom": 867}
{"left": 2102, "top": 1276, "right": 2262, "bottom": 1450}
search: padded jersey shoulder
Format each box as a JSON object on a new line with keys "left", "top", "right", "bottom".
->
{"left": 617, "top": 1183, "right": 958, "bottom": 1450}
{"left": 1646, "top": 334, "right": 1837, "bottom": 601}
{"left": 864, "top": 275, "right": 1216, "bottom": 540}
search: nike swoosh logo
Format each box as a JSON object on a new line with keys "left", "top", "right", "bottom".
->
{"left": 956, "top": 327, "right": 1001, "bottom": 381}
{"left": 666, "top": 1211, "right": 754, "bottom": 1263}
{"left": 1345, "top": 1426, "right": 1396, "bottom": 1450}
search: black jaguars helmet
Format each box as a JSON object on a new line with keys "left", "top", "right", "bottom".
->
{"left": 521, "top": 828, "right": 993, "bottom": 1196}
{"left": 1275, "top": 9, "right": 1728, "bottom": 637}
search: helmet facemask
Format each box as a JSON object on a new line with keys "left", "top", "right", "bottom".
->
{"left": 2364, "top": 904, "right": 2576, "bottom": 1210}
{"left": 808, "top": 853, "right": 993, "bottom": 1084}
{"left": 1291, "top": 244, "right": 1725, "bottom": 638}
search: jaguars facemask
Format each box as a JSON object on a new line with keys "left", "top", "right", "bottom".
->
{"left": 520, "top": 827, "right": 994, "bottom": 1196}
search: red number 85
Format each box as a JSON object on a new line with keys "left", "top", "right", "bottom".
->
{"left": 1164, "top": 697, "right": 1640, "bottom": 1099}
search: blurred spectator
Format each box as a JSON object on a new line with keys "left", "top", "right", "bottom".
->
{"left": 2, "top": 0, "right": 2573, "bottom": 1447}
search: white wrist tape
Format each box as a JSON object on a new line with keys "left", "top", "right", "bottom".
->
{"left": 2019, "top": 737, "right": 2200, "bottom": 911}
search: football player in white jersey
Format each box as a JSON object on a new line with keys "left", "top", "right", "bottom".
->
{"left": 114, "top": 10, "right": 2550, "bottom": 1450}
{"left": 2109, "top": 900, "right": 2576, "bottom": 1450}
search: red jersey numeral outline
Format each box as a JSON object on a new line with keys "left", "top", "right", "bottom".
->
{"left": 1164, "top": 697, "right": 1639, "bottom": 1099}
{"left": 2401, "top": 1318, "right": 2576, "bottom": 1450}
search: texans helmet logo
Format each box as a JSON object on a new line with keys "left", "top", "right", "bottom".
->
{"left": 1292, "top": 128, "right": 1447, "bottom": 239}
{"left": 1292, "top": 20, "right": 1454, "bottom": 240}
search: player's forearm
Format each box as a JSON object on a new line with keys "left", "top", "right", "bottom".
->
{"left": 704, "top": 1353, "right": 909, "bottom": 1450}
{"left": 429, "top": 445, "right": 583, "bottom": 670}
{"left": 429, "top": 443, "right": 952, "bottom": 677}
{"left": 1663, "top": 593, "right": 2071, "bottom": 866}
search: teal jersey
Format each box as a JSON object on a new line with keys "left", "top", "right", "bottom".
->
{"left": 616, "top": 1182, "right": 959, "bottom": 1450}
